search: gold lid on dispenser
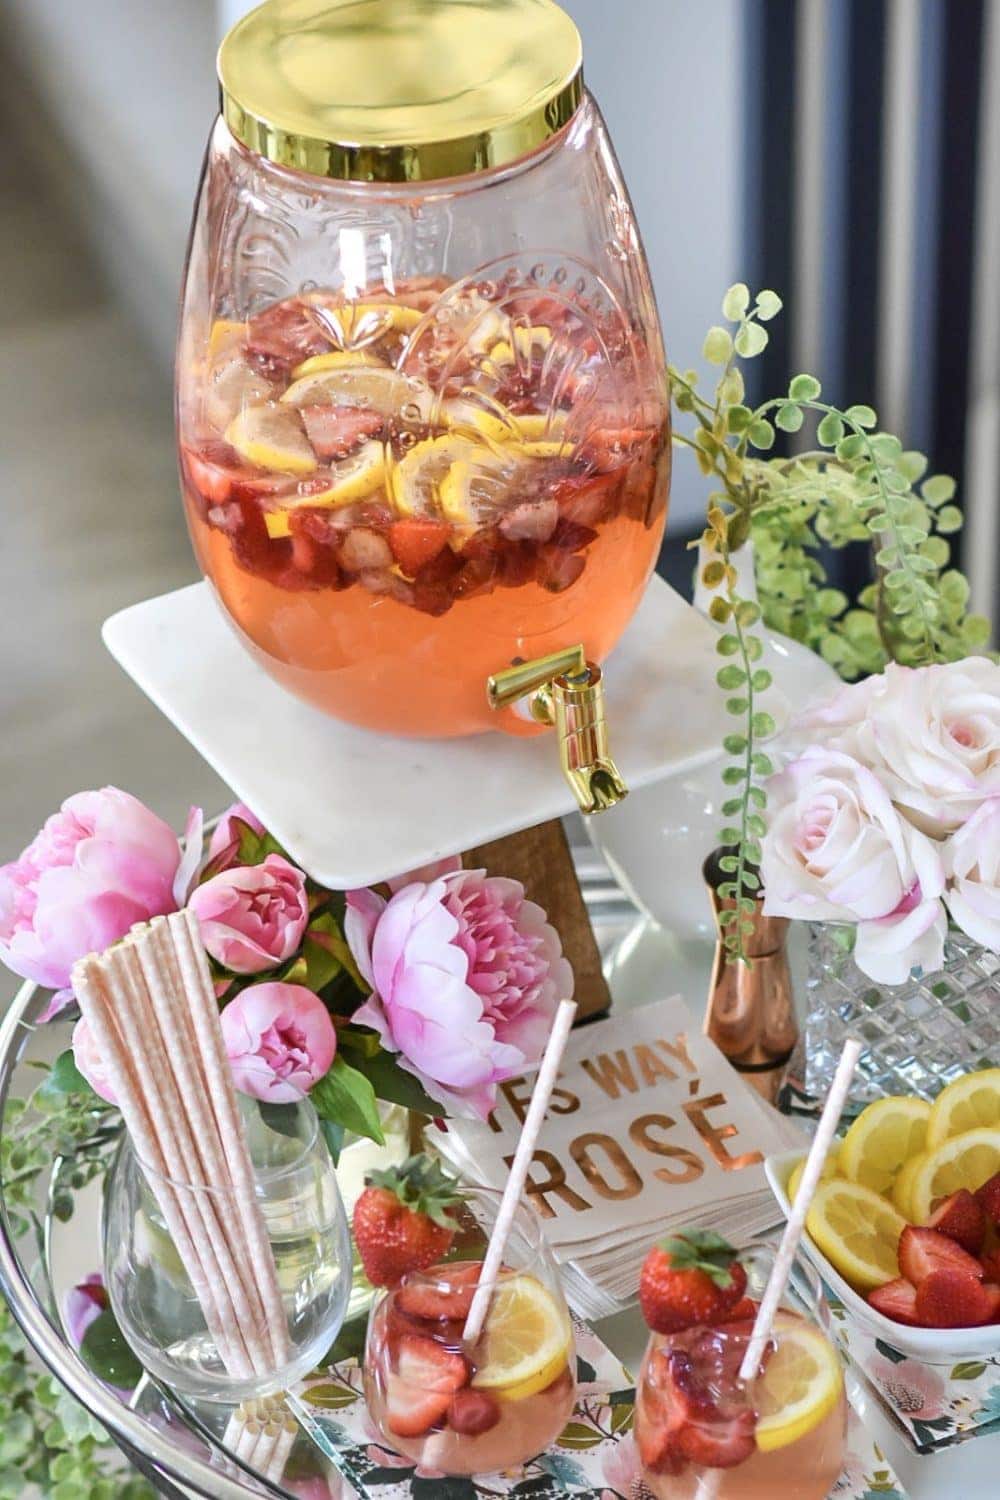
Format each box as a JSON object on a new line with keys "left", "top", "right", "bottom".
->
{"left": 218, "top": 0, "right": 584, "bottom": 183}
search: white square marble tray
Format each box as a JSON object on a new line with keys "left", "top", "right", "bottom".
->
{"left": 102, "top": 575, "right": 727, "bottom": 889}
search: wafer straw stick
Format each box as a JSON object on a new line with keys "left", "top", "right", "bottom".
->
{"left": 463, "top": 999, "right": 577, "bottom": 1347}
{"left": 135, "top": 919, "right": 272, "bottom": 1359}
{"left": 738, "top": 1038, "right": 862, "bottom": 1383}
{"left": 171, "top": 909, "right": 291, "bottom": 1365}
{"left": 104, "top": 944, "right": 263, "bottom": 1375}
{"left": 72, "top": 956, "right": 247, "bottom": 1375}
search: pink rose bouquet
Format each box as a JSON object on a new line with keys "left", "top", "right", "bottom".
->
{"left": 345, "top": 868, "right": 573, "bottom": 1118}
{"left": 763, "top": 656, "right": 1000, "bottom": 980}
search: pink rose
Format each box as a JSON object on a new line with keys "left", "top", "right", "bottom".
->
{"left": 0, "top": 788, "right": 182, "bottom": 996}
{"left": 809, "top": 659, "right": 1000, "bottom": 837}
{"left": 219, "top": 982, "right": 337, "bottom": 1102}
{"left": 72, "top": 1015, "right": 118, "bottom": 1104}
{"left": 187, "top": 854, "right": 308, "bottom": 973}
{"left": 761, "top": 747, "right": 947, "bottom": 983}
{"left": 345, "top": 870, "right": 573, "bottom": 1119}
{"left": 207, "top": 801, "right": 266, "bottom": 869}
{"left": 944, "top": 798, "right": 1000, "bottom": 949}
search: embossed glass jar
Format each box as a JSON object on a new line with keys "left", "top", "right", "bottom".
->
{"left": 176, "top": 0, "right": 670, "bottom": 737}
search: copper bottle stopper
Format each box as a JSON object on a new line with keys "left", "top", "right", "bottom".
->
{"left": 702, "top": 848, "right": 799, "bottom": 1104}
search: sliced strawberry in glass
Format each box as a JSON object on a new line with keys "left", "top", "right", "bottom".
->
{"left": 243, "top": 299, "right": 330, "bottom": 369}
{"left": 300, "top": 405, "right": 385, "bottom": 461}
{"left": 499, "top": 498, "right": 558, "bottom": 543}
{"left": 388, "top": 519, "right": 450, "bottom": 576}
{"left": 550, "top": 518, "right": 598, "bottom": 553}
{"left": 582, "top": 425, "right": 657, "bottom": 472}
{"left": 496, "top": 540, "right": 538, "bottom": 589}
{"left": 675, "top": 1410, "right": 757, "bottom": 1469}
{"left": 182, "top": 439, "right": 250, "bottom": 505}
{"left": 551, "top": 469, "right": 622, "bottom": 528}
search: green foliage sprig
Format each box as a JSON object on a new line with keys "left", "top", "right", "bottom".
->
{"left": 0, "top": 1059, "right": 154, "bottom": 1499}
{"left": 672, "top": 283, "right": 991, "bottom": 959}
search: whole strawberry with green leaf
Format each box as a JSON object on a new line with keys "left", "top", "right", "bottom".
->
{"left": 353, "top": 1154, "right": 464, "bottom": 1288}
{"left": 640, "top": 1230, "right": 749, "bottom": 1334}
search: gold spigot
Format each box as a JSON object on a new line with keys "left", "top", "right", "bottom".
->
{"left": 487, "top": 646, "right": 628, "bottom": 815}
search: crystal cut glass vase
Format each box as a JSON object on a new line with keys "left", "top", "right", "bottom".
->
{"left": 787, "top": 923, "right": 1000, "bottom": 1115}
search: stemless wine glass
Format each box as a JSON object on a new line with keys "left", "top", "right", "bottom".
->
{"left": 635, "top": 1242, "right": 847, "bottom": 1500}
{"left": 363, "top": 1187, "right": 576, "bottom": 1476}
{"left": 104, "top": 1094, "right": 351, "bottom": 1401}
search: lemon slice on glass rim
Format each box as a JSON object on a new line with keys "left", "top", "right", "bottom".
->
{"left": 926, "top": 1069, "right": 1000, "bottom": 1148}
{"left": 839, "top": 1095, "right": 931, "bottom": 1196}
{"left": 470, "top": 1273, "right": 571, "bottom": 1402}
{"left": 805, "top": 1180, "right": 907, "bottom": 1291}
{"left": 754, "top": 1314, "right": 844, "bottom": 1453}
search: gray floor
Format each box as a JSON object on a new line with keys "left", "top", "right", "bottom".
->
{"left": 0, "top": 126, "right": 227, "bottom": 862}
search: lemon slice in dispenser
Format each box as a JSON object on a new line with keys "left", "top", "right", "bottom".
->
{"left": 225, "top": 403, "right": 317, "bottom": 475}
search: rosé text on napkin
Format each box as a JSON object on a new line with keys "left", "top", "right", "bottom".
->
{"left": 486, "top": 1001, "right": 765, "bottom": 1221}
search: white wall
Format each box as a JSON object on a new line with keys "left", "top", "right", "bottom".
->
{"left": 6, "top": 0, "right": 742, "bottom": 532}
{"left": 3, "top": 0, "right": 219, "bottom": 361}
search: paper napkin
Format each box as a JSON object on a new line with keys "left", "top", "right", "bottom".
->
{"left": 428, "top": 995, "right": 803, "bottom": 1319}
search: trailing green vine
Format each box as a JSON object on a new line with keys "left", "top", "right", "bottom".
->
{"left": 0, "top": 1057, "right": 153, "bottom": 1499}
{"left": 673, "top": 283, "right": 991, "bottom": 959}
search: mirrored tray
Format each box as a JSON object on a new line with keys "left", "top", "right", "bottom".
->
{"left": 0, "top": 832, "right": 690, "bottom": 1498}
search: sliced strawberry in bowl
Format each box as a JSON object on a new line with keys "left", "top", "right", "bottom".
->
{"left": 976, "top": 1172, "right": 1000, "bottom": 1226}
{"left": 898, "top": 1225, "right": 984, "bottom": 1285}
{"left": 914, "top": 1269, "right": 1000, "bottom": 1328}
{"left": 300, "top": 405, "right": 384, "bottom": 461}
{"left": 927, "top": 1189, "right": 987, "bottom": 1255}
{"left": 868, "top": 1278, "right": 920, "bottom": 1326}
{"left": 981, "top": 1247, "right": 1000, "bottom": 1282}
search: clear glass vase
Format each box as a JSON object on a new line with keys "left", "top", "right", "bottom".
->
{"left": 104, "top": 1095, "right": 352, "bottom": 1401}
{"left": 786, "top": 923, "right": 1000, "bottom": 1115}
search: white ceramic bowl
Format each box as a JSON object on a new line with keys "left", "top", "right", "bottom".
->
{"left": 765, "top": 1148, "right": 1000, "bottom": 1363}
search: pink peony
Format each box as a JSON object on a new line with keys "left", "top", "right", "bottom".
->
{"left": 219, "top": 982, "right": 337, "bottom": 1102}
{"left": 187, "top": 854, "right": 309, "bottom": 974}
{"left": 0, "top": 788, "right": 182, "bottom": 996}
{"left": 345, "top": 870, "right": 573, "bottom": 1119}
{"left": 207, "top": 801, "right": 266, "bottom": 869}
{"left": 63, "top": 1272, "right": 109, "bottom": 1349}
{"left": 72, "top": 1015, "right": 118, "bottom": 1104}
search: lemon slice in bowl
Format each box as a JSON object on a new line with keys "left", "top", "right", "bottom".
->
{"left": 282, "top": 365, "right": 433, "bottom": 422}
{"left": 787, "top": 1146, "right": 841, "bottom": 1205}
{"left": 225, "top": 403, "right": 317, "bottom": 476}
{"left": 892, "top": 1151, "right": 924, "bottom": 1221}
{"left": 840, "top": 1096, "right": 931, "bottom": 1196}
{"left": 754, "top": 1315, "right": 844, "bottom": 1453}
{"left": 908, "top": 1127, "right": 1000, "bottom": 1223}
{"left": 470, "top": 1274, "right": 571, "bottom": 1402}
{"left": 926, "top": 1069, "right": 1000, "bottom": 1148}
{"left": 290, "top": 349, "right": 384, "bottom": 379}
{"left": 806, "top": 1180, "right": 907, "bottom": 1291}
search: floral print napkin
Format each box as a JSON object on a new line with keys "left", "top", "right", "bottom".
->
{"left": 829, "top": 1293, "right": 1000, "bottom": 1453}
{"left": 297, "top": 1318, "right": 908, "bottom": 1499}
